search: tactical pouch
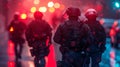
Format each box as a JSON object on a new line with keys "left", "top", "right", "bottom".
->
{"left": 44, "top": 48, "right": 50, "bottom": 56}
{"left": 59, "top": 46, "right": 69, "bottom": 54}
{"left": 30, "top": 49, "right": 35, "bottom": 57}
{"left": 88, "top": 45, "right": 101, "bottom": 53}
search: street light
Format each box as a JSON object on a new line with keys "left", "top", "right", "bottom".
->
{"left": 20, "top": 13, "right": 27, "bottom": 19}
{"left": 115, "top": 2, "right": 120, "bottom": 8}
{"left": 48, "top": 1, "right": 54, "bottom": 7}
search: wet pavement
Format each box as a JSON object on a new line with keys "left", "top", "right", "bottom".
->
{"left": 0, "top": 30, "right": 56, "bottom": 67}
{"left": 100, "top": 38, "right": 120, "bottom": 67}
{"left": 0, "top": 30, "right": 120, "bottom": 67}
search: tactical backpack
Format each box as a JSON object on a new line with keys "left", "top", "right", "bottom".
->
{"left": 85, "top": 21, "right": 106, "bottom": 53}
{"left": 59, "top": 20, "right": 89, "bottom": 52}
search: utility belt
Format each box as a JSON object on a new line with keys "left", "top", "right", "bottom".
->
{"left": 28, "top": 38, "right": 46, "bottom": 47}
{"left": 60, "top": 46, "right": 89, "bottom": 58}
{"left": 28, "top": 39, "right": 50, "bottom": 57}
{"left": 60, "top": 46, "right": 86, "bottom": 53}
{"left": 60, "top": 40, "right": 89, "bottom": 56}
{"left": 30, "top": 46, "right": 50, "bottom": 57}
{"left": 87, "top": 44, "right": 102, "bottom": 54}
{"left": 61, "top": 40, "right": 87, "bottom": 52}
{"left": 10, "top": 36, "right": 25, "bottom": 43}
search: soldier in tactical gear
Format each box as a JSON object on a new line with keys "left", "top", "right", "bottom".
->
{"left": 54, "top": 7, "right": 93, "bottom": 67}
{"left": 8, "top": 13, "right": 27, "bottom": 61}
{"left": 84, "top": 8, "right": 106, "bottom": 67}
{"left": 25, "top": 11, "right": 52, "bottom": 67}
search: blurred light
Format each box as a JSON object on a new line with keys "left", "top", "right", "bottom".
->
{"left": 60, "top": 4, "right": 65, "bottom": 10}
{"left": 54, "top": 3, "right": 60, "bottom": 8}
{"left": 116, "top": 63, "right": 120, "bottom": 67}
{"left": 39, "top": 7, "right": 47, "bottom": 12}
{"left": 30, "top": 7, "right": 37, "bottom": 13}
{"left": 110, "top": 50, "right": 115, "bottom": 67}
{"left": 99, "top": 19, "right": 104, "bottom": 25}
{"left": 113, "top": 20, "right": 118, "bottom": 26}
{"left": 49, "top": 7, "right": 55, "bottom": 13}
{"left": 15, "top": 12, "right": 20, "bottom": 15}
{"left": 18, "top": 3, "right": 22, "bottom": 6}
{"left": 8, "top": 40, "right": 14, "bottom": 48}
{"left": 34, "top": 0, "right": 40, "bottom": 5}
{"left": 28, "top": 61, "right": 34, "bottom": 67}
{"left": 8, "top": 61, "right": 15, "bottom": 67}
{"left": 46, "top": 45, "right": 56, "bottom": 67}
{"left": 110, "top": 29, "right": 116, "bottom": 36}
{"left": 21, "top": 13, "right": 27, "bottom": 19}
{"left": 45, "top": 57, "right": 48, "bottom": 63}
{"left": 9, "top": 27, "right": 14, "bottom": 32}
{"left": 8, "top": 40, "right": 14, "bottom": 56}
{"left": 110, "top": 50, "right": 115, "bottom": 59}
{"left": 115, "top": 2, "right": 120, "bottom": 8}
{"left": 48, "top": 1, "right": 54, "bottom": 7}
{"left": 28, "top": 13, "right": 34, "bottom": 18}
{"left": 96, "top": 4, "right": 102, "bottom": 12}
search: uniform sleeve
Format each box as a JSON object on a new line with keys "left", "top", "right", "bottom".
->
{"left": 53, "top": 25, "right": 62, "bottom": 44}
{"left": 46, "top": 23, "right": 52, "bottom": 36}
{"left": 19, "top": 22, "right": 27, "bottom": 34}
{"left": 45, "top": 22, "right": 52, "bottom": 44}
{"left": 22, "top": 22, "right": 27, "bottom": 30}
{"left": 99, "top": 25, "right": 106, "bottom": 44}
{"left": 82, "top": 24, "right": 94, "bottom": 49}
{"left": 98, "top": 24, "right": 106, "bottom": 52}
{"left": 25, "top": 22, "right": 33, "bottom": 41}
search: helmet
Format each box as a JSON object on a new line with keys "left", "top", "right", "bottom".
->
{"left": 66, "top": 7, "right": 81, "bottom": 17}
{"left": 85, "top": 8, "right": 98, "bottom": 18}
{"left": 34, "top": 11, "right": 43, "bottom": 19}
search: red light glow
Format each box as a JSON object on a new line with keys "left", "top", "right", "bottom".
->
{"left": 8, "top": 61, "right": 15, "bottom": 67}
{"left": 9, "top": 27, "right": 14, "bottom": 32}
{"left": 60, "top": 4, "right": 65, "bottom": 10}
{"left": 96, "top": 4, "right": 102, "bottom": 12}
{"left": 8, "top": 40, "right": 14, "bottom": 56}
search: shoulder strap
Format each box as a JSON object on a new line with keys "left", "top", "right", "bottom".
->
{"left": 64, "top": 20, "right": 84, "bottom": 28}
